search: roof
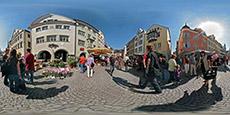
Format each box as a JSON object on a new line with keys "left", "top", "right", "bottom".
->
{"left": 29, "top": 13, "right": 100, "bottom": 33}
{"left": 181, "top": 24, "right": 190, "bottom": 29}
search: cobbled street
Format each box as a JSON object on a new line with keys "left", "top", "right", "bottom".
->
{"left": 0, "top": 66, "right": 230, "bottom": 115}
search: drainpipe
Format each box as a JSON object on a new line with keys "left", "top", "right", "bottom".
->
{"left": 74, "top": 22, "right": 77, "bottom": 59}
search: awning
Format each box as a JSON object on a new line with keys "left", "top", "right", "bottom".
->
{"left": 87, "top": 48, "right": 112, "bottom": 55}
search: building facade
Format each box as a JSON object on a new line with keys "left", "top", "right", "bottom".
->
{"left": 177, "top": 24, "right": 225, "bottom": 56}
{"left": 125, "top": 24, "right": 171, "bottom": 59}
{"left": 8, "top": 29, "right": 31, "bottom": 56}
{"left": 126, "top": 37, "right": 135, "bottom": 57}
{"left": 134, "top": 28, "right": 147, "bottom": 55}
{"left": 29, "top": 13, "right": 105, "bottom": 62}
{"left": 146, "top": 24, "right": 171, "bottom": 59}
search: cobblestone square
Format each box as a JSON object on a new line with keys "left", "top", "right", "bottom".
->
{"left": 0, "top": 66, "right": 229, "bottom": 115}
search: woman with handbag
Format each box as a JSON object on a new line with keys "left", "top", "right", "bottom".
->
{"left": 86, "top": 54, "right": 95, "bottom": 78}
{"left": 6, "top": 49, "right": 22, "bottom": 92}
{"left": 197, "top": 51, "right": 211, "bottom": 87}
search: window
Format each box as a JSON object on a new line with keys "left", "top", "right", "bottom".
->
{"left": 60, "top": 35, "right": 69, "bottom": 42}
{"left": 78, "top": 40, "right": 85, "bottom": 46}
{"left": 139, "top": 40, "right": 143, "bottom": 45}
{"left": 19, "top": 42, "right": 22, "bottom": 48}
{"left": 36, "top": 28, "right": 41, "bottom": 32}
{"left": 154, "top": 44, "right": 157, "bottom": 49}
{"left": 28, "top": 42, "right": 31, "bottom": 47}
{"left": 158, "top": 43, "right": 161, "bottom": 49}
{"left": 42, "top": 26, "right": 48, "bottom": 30}
{"left": 138, "top": 46, "right": 142, "bottom": 52}
{"left": 50, "top": 26, "right": 54, "bottom": 29}
{"left": 135, "top": 48, "right": 138, "bottom": 53}
{"left": 78, "top": 30, "right": 85, "bottom": 36}
{"left": 36, "top": 37, "right": 45, "bottom": 44}
{"left": 56, "top": 25, "right": 62, "bottom": 29}
{"left": 139, "top": 34, "right": 143, "bottom": 39}
{"left": 135, "top": 42, "right": 138, "bottom": 47}
{"left": 47, "top": 35, "right": 56, "bottom": 42}
{"left": 88, "top": 34, "right": 91, "bottom": 39}
{"left": 63, "top": 25, "right": 70, "bottom": 30}
{"left": 20, "top": 34, "right": 22, "bottom": 39}
{"left": 28, "top": 34, "right": 30, "bottom": 38}
{"left": 183, "top": 32, "right": 190, "bottom": 40}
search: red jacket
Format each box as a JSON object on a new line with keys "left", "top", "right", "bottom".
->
{"left": 25, "top": 53, "right": 35, "bottom": 71}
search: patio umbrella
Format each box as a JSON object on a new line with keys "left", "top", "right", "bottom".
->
{"left": 88, "top": 48, "right": 112, "bottom": 54}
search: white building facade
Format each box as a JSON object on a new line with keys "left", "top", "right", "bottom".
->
{"left": 29, "top": 13, "right": 105, "bottom": 62}
{"left": 8, "top": 29, "right": 31, "bottom": 56}
{"left": 134, "top": 29, "right": 146, "bottom": 55}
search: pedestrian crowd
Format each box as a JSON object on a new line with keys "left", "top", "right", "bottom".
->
{"left": 0, "top": 48, "right": 35, "bottom": 93}
{"left": 105, "top": 44, "right": 228, "bottom": 94}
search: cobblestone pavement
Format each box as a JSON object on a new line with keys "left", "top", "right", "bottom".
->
{"left": 0, "top": 66, "right": 230, "bottom": 115}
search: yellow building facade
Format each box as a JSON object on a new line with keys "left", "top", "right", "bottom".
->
{"left": 146, "top": 24, "right": 171, "bottom": 59}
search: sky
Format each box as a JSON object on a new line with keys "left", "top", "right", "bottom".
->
{"left": 0, "top": 0, "right": 230, "bottom": 51}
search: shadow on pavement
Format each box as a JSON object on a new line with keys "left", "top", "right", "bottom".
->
{"left": 18, "top": 85, "right": 69, "bottom": 100}
{"left": 33, "top": 75, "right": 45, "bottom": 80}
{"left": 119, "top": 67, "right": 194, "bottom": 90}
{"left": 133, "top": 79, "right": 223, "bottom": 112}
{"left": 112, "top": 76, "right": 159, "bottom": 94}
{"left": 217, "top": 65, "right": 230, "bottom": 72}
{"left": 31, "top": 79, "right": 57, "bottom": 86}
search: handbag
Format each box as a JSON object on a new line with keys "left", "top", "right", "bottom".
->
{"left": 205, "top": 67, "right": 217, "bottom": 80}
{"left": 91, "top": 63, "right": 95, "bottom": 68}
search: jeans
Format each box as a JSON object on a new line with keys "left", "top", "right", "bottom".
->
{"left": 110, "top": 65, "right": 115, "bottom": 75}
{"left": 139, "top": 69, "right": 162, "bottom": 92}
{"left": 26, "top": 70, "right": 34, "bottom": 83}
{"left": 79, "top": 64, "right": 84, "bottom": 73}
{"left": 169, "top": 71, "right": 175, "bottom": 82}
{"left": 8, "top": 74, "right": 20, "bottom": 92}
{"left": 190, "top": 64, "right": 197, "bottom": 75}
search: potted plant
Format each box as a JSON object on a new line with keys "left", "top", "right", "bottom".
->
{"left": 67, "top": 57, "right": 77, "bottom": 68}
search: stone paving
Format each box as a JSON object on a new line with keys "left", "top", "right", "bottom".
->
{"left": 0, "top": 66, "right": 230, "bottom": 114}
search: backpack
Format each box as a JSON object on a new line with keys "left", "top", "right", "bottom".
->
{"left": 147, "top": 51, "right": 160, "bottom": 69}
{"left": 1, "top": 61, "right": 9, "bottom": 77}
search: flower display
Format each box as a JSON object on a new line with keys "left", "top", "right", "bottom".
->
{"left": 42, "top": 67, "right": 72, "bottom": 79}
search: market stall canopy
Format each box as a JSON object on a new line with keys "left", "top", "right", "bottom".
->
{"left": 87, "top": 48, "right": 112, "bottom": 55}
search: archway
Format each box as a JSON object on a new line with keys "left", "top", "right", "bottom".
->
{"left": 55, "top": 49, "right": 68, "bottom": 62}
{"left": 38, "top": 50, "right": 51, "bottom": 62}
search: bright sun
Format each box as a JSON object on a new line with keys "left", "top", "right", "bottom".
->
{"left": 198, "top": 21, "right": 224, "bottom": 41}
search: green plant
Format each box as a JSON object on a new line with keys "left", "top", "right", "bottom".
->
{"left": 67, "top": 57, "right": 77, "bottom": 67}
{"left": 49, "top": 59, "right": 66, "bottom": 67}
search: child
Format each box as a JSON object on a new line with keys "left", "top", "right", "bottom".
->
{"left": 175, "top": 65, "right": 182, "bottom": 83}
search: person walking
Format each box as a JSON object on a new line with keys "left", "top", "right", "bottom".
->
{"left": 168, "top": 54, "right": 178, "bottom": 83}
{"left": 25, "top": 49, "right": 35, "bottom": 84}
{"left": 189, "top": 53, "right": 197, "bottom": 77}
{"left": 79, "top": 53, "right": 86, "bottom": 73}
{"left": 86, "top": 54, "right": 95, "bottom": 78}
{"left": 2, "top": 48, "right": 10, "bottom": 86}
{"left": 109, "top": 55, "right": 116, "bottom": 76}
{"left": 6, "top": 49, "right": 22, "bottom": 92}
{"left": 197, "top": 51, "right": 210, "bottom": 86}
{"left": 183, "top": 55, "right": 190, "bottom": 76}
{"left": 138, "top": 45, "right": 162, "bottom": 93}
